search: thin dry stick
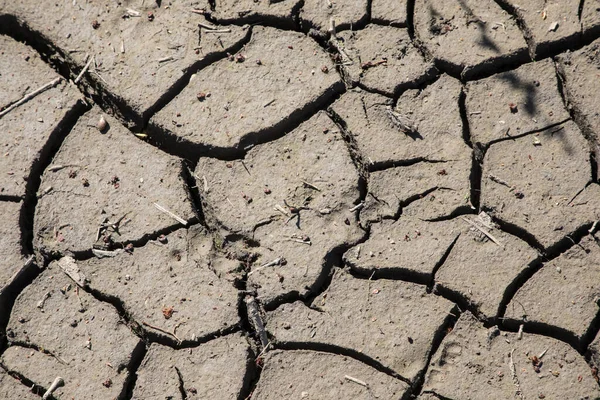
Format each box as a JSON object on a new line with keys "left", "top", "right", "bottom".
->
{"left": 255, "top": 341, "right": 272, "bottom": 361}
{"left": 508, "top": 349, "right": 524, "bottom": 400}
{"left": 23, "top": 255, "right": 35, "bottom": 269}
{"left": 247, "top": 257, "right": 284, "bottom": 276}
{"left": 590, "top": 220, "right": 599, "bottom": 235}
{"left": 142, "top": 321, "right": 182, "bottom": 344}
{"left": 301, "top": 180, "right": 321, "bottom": 191}
{"left": 344, "top": 375, "right": 368, "bottom": 387}
{"left": 74, "top": 56, "right": 93, "bottom": 84}
{"left": 153, "top": 203, "right": 188, "bottom": 225}
{"left": 461, "top": 217, "right": 504, "bottom": 248}
{"left": 349, "top": 202, "right": 364, "bottom": 212}
{"left": 0, "top": 77, "right": 62, "bottom": 118}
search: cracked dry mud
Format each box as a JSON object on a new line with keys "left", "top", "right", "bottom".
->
{"left": 1, "top": 1, "right": 600, "bottom": 399}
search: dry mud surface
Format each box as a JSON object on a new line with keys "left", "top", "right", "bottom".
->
{"left": 1, "top": 1, "right": 600, "bottom": 399}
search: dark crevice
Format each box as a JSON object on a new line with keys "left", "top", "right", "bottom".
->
{"left": 299, "top": 8, "right": 371, "bottom": 37}
{"left": 0, "top": 196, "right": 22, "bottom": 203}
{"left": 120, "top": 340, "right": 148, "bottom": 400}
{"left": 582, "top": 309, "right": 600, "bottom": 357}
{"left": 0, "top": 14, "right": 253, "bottom": 134}
{"left": 368, "top": 157, "right": 448, "bottom": 173}
{"left": 592, "top": 152, "right": 598, "bottom": 183}
{"left": 19, "top": 100, "right": 90, "bottom": 257}
{"left": 274, "top": 341, "right": 411, "bottom": 385}
{"left": 0, "top": 263, "right": 43, "bottom": 356}
{"left": 0, "top": 15, "right": 140, "bottom": 129}
{"left": 263, "top": 230, "right": 368, "bottom": 312}
{"left": 237, "top": 295, "right": 263, "bottom": 400}
{"left": 483, "top": 215, "right": 545, "bottom": 254}
{"left": 140, "top": 27, "right": 253, "bottom": 132}
{"left": 357, "top": 66, "right": 439, "bottom": 100}
{"left": 422, "top": 207, "right": 476, "bottom": 223}
{"left": 485, "top": 118, "right": 572, "bottom": 149}
{"left": 492, "top": 0, "right": 536, "bottom": 59}
{"left": 579, "top": 0, "right": 586, "bottom": 21}
{"left": 346, "top": 263, "right": 431, "bottom": 287}
{"left": 147, "top": 80, "right": 345, "bottom": 164}
{"left": 326, "top": 108, "right": 369, "bottom": 198}
{"left": 500, "top": 217, "right": 594, "bottom": 257}
{"left": 406, "top": 305, "right": 461, "bottom": 399}
{"left": 181, "top": 165, "right": 209, "bottom": 228}
{"left": 435, "top": 48, "right": 531, "bottom": 82}
{"left": 203, "top": 11, "right": 300, "bottom": 32}
{"left": 371, "top": 19, "right": 407, "bottom": 29}
{"left": 432, "top": 284, "right": 491, "bottom": 324}
{"left": 500, "top": 318, "right": 583, "bottom": 353}
{"left": 237, "top": 344, "right": 259, "bottom": 400}
{"left": 421, "top": 391, "right": 458, "bottom": 400}
{"left": 470, "top": 144, "right": 485, "bottom": 212}
{"left": 174, "top": 366, "right": 187, "bottom": 400}
{"left": 428, "top": 234, "right": 461, "bottom": 291}
{"left": 555, "top": 59, "right": 600, "bottom": 181}
{"left": 392, "top": 71, "right": 441, "bottom": 109}
{"left": 76, "top": 281, "right": 241, "bottom": 349}
{"left": 458, "top": 86, "right": 473, "bottom": 149}
{"left": 66, "top": 220, "right": 201, "bottom": 263}
{"left": 497, "top": 226, "right": 595, "bottom": 345}
{"left": 406, "top": 0, "right": 416, "bottom": 39}
{"left": 496, "top": 257, "right": 543, "bottom": 320}
{"left": 0, "top": 361, "right": 48, "bottom": 398}
{"left": 393, "top": 187, "right": 441, "bottom": 221}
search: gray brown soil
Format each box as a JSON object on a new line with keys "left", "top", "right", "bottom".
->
{"left": 1, "top": 1, "right": 600, "bottom": 399}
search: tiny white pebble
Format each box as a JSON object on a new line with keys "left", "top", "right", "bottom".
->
{"left": 140, "top": 178, "right": 144, "bottom": 183}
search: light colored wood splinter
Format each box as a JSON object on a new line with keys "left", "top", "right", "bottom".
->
{"left": 153, "top": 202, "right": 188, "bottom": 225}
{"left": 0, "top": 77, "right": 62, "bottom": 118}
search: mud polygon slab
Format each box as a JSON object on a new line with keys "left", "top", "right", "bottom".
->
{"left": 505, "top": 236, "right": 600, "bottom": 340}
{"left": 423, "top": 312, "right": 600, "bottom": 399}
{"left": 481, "top": 120, "right": 600, "bottom": 249}
{"left": 331, "top": 75, "right": 466, "bottom": 167}
{"left": 509, "top": 0, "right": 581, "bottom": 57}
{"left": 344, "top": 217, "right": 460, "bottom": 282}
{"left": 151, "top": 26, "right": 342, "bottom": 153}
{"left": 0, "top": 201, "right": 29, "bottom": 294}
{"left": 371, "top": 0, "right": 407, "bottom": 26}
{"left": 206, "top": 0, "right": 301, "bottom": 25}
{"left": 65, "top": 227, "right": 240, "bottom": 343}
{"left": 556, "top": 38, "right": 600, "bottom": 151}
{"left": 582, "top": 0, "right": 600, "bottom": 36}
{"left": 335, "top": 25, "right": 436, "bottom": 96}
{"left": 435, "top": 218, "right": 538, "bottom": 319}
{"left": 196, "top": 112, "right": 363, "bottom": 305}
{"left": 0, "top": 36, "right": 82, "bottom": 198}
{"left": 251, "top": 350, "right": 409, "bottom": 399}
{"left": 267, "top": 268, "right": 454, "bottom": 381}
{"left": 414, "top": 0, "right": 528, "bottom": 78}
{"left": 0, "top": 2, "right": 248, "bottom": 128}
{"left": 0, "top": 370, "right": 39, "bottom": 399}
{"left": 299, "top": 0, "right": 368, "bottom": 33}
{"left": 132, "top": 333, "right": 250, "bottom": 399}
{"left": 3, "top": 264, "right": 141, "bottom": 399}
{"left": 34, "top": 108, "right": 195, "bottom": 255}
{"left": 466, "top": 58, "right": 570, "bottom": 145}
{"left": 360, "top": 160, "right": 472, "bottom": 223}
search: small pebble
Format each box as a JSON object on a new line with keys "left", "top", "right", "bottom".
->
{"left": 97, "top": 115, "right": 107, "bottom": 132}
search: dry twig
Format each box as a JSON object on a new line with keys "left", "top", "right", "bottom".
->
{"left": 0, "top": 77, "right": 62, "bottom": 118}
